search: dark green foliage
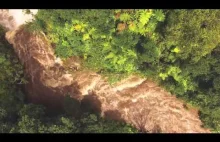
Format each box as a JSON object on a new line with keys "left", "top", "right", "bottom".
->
{"left": 78, "top": 113, "right": 137, "bottom": 133}
{"left": 0, "top": 25, "right": 27, "bottom": 132}
{"left": 159, "top": 10, "right": 220, "bottom": 131}
{"left": 3, "top": 9, "right": 220, "bottom": 132}
{"left": 0, "top": 24, "right": 137, "bottom": 133}
{"left": 18, "top": 104, "right": 45, "bottom": 119}
{"left": 11, "top": 105, "right": 138, "bottom": 133}
{"left": 163, "top": 10, "right": 220, "bottom": 63}
{"left": 28, "top": 9, "right": 220, "bottom": 132}
{"left": 30, "top": 9, "right": 164, "bottom": 73}
{"left": 63, "top": 95, "right": 81, "bottom": 117}
{"left": 0, "top": 26, "right": 26, "bottom": 92}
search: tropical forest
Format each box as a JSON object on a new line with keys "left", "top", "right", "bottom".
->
{"left": 0, "top": 9, "right": 220, "bottom": 133}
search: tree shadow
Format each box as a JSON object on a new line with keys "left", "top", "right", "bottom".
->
{"left": 80, "top": 90, "right": 102, "bottom": 115}
{"left": 104, "top": 110, "right": 125, "bottom": 123}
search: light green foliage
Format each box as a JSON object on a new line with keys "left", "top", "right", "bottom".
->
{"left": 159, "top": 66, "right": 196, "bottom": 95}
{"left": 0, "top": 24, "right": 138, "bottom": 133}
{"left": 29, "top": 9, "right": 220, "bottom": 132}
{"left": 31, "top": 9, "right": 164, "bottom": 74}
{"left": 3, "top": 9, "right": 220, "bottom": 132}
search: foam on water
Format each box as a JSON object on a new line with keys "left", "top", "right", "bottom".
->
{"left": 0, "top": 9, "right": 38, "bottom": 30}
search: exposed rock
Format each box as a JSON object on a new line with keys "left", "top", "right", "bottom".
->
{"left": 5, "top": 25, "right": 210, "bottom": 133}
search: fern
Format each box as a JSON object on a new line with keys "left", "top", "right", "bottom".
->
{"left": 139, "top": 10, "right": 152, "bottom": 25}
{"left": 120, "top": 13, "right": 131, "bottom": 22}
{"left": 153, "top": 10, "right": 165, "bottom": 22}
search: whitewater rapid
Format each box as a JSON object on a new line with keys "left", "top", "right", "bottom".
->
{"left": 0, "top": 9, "right": 38, "bottom": 30}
